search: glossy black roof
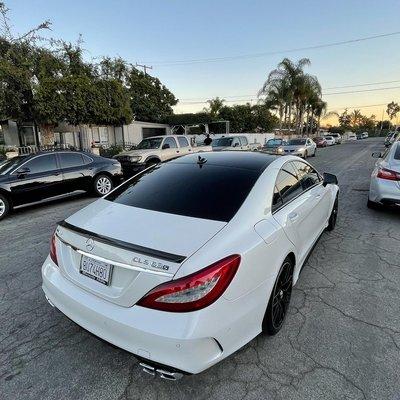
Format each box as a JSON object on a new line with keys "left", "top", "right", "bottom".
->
{"left": 171, "top": 151, "right": 278, "bottom": 172}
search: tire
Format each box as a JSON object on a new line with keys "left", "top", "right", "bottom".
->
{"left": 367, "top": 199, "right": 380, "bottom": 210}
{"left": 262, "top": 257, "right": 294, "bottom": 335}
{"left": 327, "top": 195, "right": 339, "bottom": 231}
{"left": 303, "top": 151, "right": 308, "bottom": 159}
{"left": 93, "top": 174, "right": 113, "bottom": 197}
{"left": 0, "top": 194, "right": 10, "bottom": 221}
{"left": 312, "top": 148, "right": 316, "bottom": 157}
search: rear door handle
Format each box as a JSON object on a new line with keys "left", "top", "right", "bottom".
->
{"left": 315, "top": 194, "right": 321, "bottom": 199}
{"left": 288, "top": 212, "right": 299, "bottom": 222}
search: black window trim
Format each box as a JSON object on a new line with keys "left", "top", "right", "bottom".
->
{"left": 56, "top": 151, "right": 91, "bottom": 168}
{"left": 271, "top": 161, "right": 323, "bottom": 214}
{"left": 10, "top": 153, "right": 60, "bottom": 175}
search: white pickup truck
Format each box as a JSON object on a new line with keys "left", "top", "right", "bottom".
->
{"left": 114, "top": 135, "right": 212, "bottom": 176}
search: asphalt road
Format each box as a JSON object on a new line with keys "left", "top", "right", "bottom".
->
{"left": 1, "top": 138, "right": 399, "bottom": 400}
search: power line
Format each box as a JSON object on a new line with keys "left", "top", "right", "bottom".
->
{"left": 178, "top": 79, "right": 400, "bottom": 102}
{"left": 178, "top": 84, "right": 400, "bottom": 105}
{"left": 141, "top": 31, "right": 400, "bottom": 66}
{"left": 322, "top": 85, "right": 400, "bottom": 96}
{"left": 324, "top": 79, "right": 400, "bottom": 90}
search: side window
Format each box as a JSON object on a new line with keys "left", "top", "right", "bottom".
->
{"left": 240, "top": 136, "right": 248, "bottom": 146}
{"left": 163, "top": 137, "right": 177, "bottom": 149}
{"left": 394, "top": 144, "right": 400, "bottom": 160}
{"left": 177, "top": 137, "right": 189, "bottom": 147}
{"left": 24, "top": 154, "right": 58, "bottom": 174}
{"left": 292, "top": 161, "right": 320, "bottom": 190}
{"left": 232, "top": 138, "right": 240, "bottom": 147}
{"left": 59, "top": 153, "right": 84, "bottom": 169}
{"left": 275, "top": 165, "right": 303, "bottom": 205}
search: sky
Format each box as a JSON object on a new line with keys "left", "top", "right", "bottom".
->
{"left": 5, "top": 0, "right": 400, "bottom": 125}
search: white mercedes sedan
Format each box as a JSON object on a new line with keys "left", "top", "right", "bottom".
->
{"left": 42, "top": 152, "right": 339, "bottom": 379}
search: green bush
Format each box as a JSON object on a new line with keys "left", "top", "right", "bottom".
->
{"left": 99, "top": 145, "right": 123, "bottom": 158}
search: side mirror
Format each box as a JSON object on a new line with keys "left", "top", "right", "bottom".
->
{"left": 16, "top": 167, "right": 30, "bottom": 176}
{"left": 323, "top": 172, "right": 338, "bottom": 187}
{"left": 233, "top": 142, "right": 239, "bottom": 147}
{"left": 162, "top": 143, "right": 170, "bottom": 149}
{"left": 372, "top": 152, "right": 382, "bottom": 158}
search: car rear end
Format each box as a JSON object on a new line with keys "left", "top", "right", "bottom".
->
{"left": 42, "top": 155, "right": 266, "bottom": 374}
{"left": 369, "top": 145, "right": 400, "bottom": 206}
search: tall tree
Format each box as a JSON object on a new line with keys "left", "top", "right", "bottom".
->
{"left": 386, "top": 101, "right": 400, "bottom": 123}
{"left": 259, "top": 57, "right": 323, "bottom": 135}
{"left": 204, "top": 97, "right": 225, "bottom": 118}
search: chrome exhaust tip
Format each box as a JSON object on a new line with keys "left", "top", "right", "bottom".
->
{"left": 139, "top": 362, "right": 183, "bottom": 380}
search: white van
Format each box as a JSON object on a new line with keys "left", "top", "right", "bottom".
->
{"left": 347, "top": 132, "right": 357, "bottom": 141}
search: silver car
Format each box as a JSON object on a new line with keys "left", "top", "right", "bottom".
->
{"left": 368, "top": 142, "right": 400, "bottom": 208}
{"left": 282, "top": 138, "right": 316, "bottom": 158}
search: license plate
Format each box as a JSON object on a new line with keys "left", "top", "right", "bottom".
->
{"left": 79, "top": 255, "right": 113, "bottom": 286}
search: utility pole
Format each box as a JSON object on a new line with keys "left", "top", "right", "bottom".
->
{"left": 135, "top": 63, "right": 153, "bottom": 75}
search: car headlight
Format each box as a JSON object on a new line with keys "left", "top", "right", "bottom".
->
{"left": 130, "top": 156, "right": 142, "bottom": 162}
{"left": 298, "top": 147, "right": 305, "bottom": 152}
{"left": 277, "top": 147, "right": 284, "bottom": 153}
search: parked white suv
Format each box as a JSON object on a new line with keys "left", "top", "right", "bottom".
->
{"left": 115, "top": 135, "right": 211, "bottom": 175}
{"left": 211, "top": 135, "right": 261, "bottom": 151}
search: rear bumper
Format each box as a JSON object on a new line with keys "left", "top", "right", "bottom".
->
{"left": 41, "top": 256, "right": 268, "bottom": 374}
{"left": 369, "top": 176, "right": 400, "bottom": 205}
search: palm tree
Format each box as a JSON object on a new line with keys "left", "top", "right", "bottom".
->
{"left": 259, "top": 58, "right": 311, "bottom": 132}
{"left": 204, "top": 97, "right": 225, "bottom": 118}
{"left": 259, "top": 58, "right": 326, "bottom": 136}
{"left": 314, "top": 100, "right": 328, "bottom": 134}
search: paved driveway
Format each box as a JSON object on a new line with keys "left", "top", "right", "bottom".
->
{"left": 1, "top": 138, "right": 399, "bottom": 400}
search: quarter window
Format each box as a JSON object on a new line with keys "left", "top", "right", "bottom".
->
{"left": 275, "top": 165, "right": 303, "bottom": 204}
{"left": 59, "top": 153, "right": 84, "bottom": 168}
{"left": 24, "top": 155, "right": 58, "bottom": 174}
{"left": 272, "top": 185, "right": 283, "bottom": 211}
{"left": 292, "top": 161, "right": 320, "bottom": 190}
{"left": 163, "top": 137, "right": 177, "bottom": 149}
{"left": 177, "top": 137, "right": 189, "bottom": 147}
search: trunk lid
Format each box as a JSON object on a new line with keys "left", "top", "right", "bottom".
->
{"left": 55, "top": 199, "right": 226, "bottom": 307}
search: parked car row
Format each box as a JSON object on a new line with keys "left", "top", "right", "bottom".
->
{"left": 0, "top": 151, "right": 123, "bottom": 220}
{"left": 114, "top": 135, "right": 212, "bottom": 176}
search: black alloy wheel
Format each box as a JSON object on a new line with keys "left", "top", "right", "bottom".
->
{"left": 327, "top": 196, "right": 339, "bottom": 231}
{"left": 262, "top": 257, "right": 294, "bottom": 335}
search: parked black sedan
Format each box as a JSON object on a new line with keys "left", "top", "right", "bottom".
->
{"left": 0, "top": 150, "right": 122, "bottom": 220}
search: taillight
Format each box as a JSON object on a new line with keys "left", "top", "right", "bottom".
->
{"left": 50, "top": 232, "right": 58, "bottom": 265}
{"left": 137, "top": 254, "right": 241, "bottom": 312}
{"left": 377, "top": 167, "right": 400, "bottom": 181}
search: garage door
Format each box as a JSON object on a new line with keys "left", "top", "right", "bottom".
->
{"left": 142, "top": 127, "right": 166, "bottom": 138}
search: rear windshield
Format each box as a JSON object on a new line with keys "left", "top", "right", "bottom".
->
{"left": 106, "top": 163, "right": 259, "bottom": 222}
{"left": 212, "top": 137, "right": 233, "bottom": 147}
{"left": 287, "top": 139, "right": 306, "bottom": 145}
{"left": 266, "top": 139, "right": 283, "bottom": 146}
